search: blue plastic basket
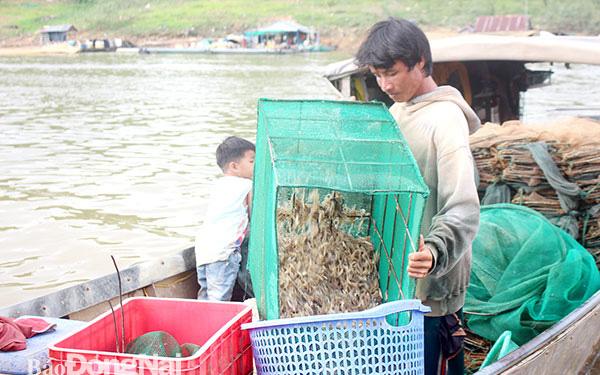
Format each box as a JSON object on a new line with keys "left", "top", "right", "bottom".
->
{"left": 242, "top": 299, "right": 431, "bottom": 375}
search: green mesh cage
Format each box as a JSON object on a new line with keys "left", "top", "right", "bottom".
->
{"left": 249, "top": 99, "right": 429, "bottom": 320}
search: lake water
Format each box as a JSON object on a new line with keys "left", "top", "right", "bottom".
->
{"left": 1, "top": 53, "right": 599, "bottom": 308}
{"left": 0, "top": 51, "right": 348, "bottom": 307}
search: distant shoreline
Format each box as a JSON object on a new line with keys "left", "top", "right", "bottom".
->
{"left": 0, "top": 31, "right": 360, "bottom": 53}
{"left": 1, "top": 0, "right": 597, "bottom": 55}
{"left": 1, "top": 26, "right": 467, "bottom": 54}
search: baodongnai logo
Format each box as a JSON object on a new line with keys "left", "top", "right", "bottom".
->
{"left": 32, "top": 353, "right": 184, "bottom": 375}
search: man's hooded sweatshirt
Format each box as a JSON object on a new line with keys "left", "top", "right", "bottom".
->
{"left": 390, "top": 85, "right": 481, "bottom": 316}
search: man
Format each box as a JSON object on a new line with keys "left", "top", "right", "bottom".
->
{"left": 355, "top": 18, "right": 481, "bottom": 375}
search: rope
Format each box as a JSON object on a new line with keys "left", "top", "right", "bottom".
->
{"left": 582, "top": 212, "right": 591, "bottom": 248}
{"left": 398, "top": 193, "right": 413, "bottom": 299}
{"left": 392, "top": 194, "right": 418, "bottom": 254}
{"left": 517, "top": 189, "right": 523, "bottom": 205}
{"left": 582, "top": 180, "right": 600, "bottom": 199}
{"left": 463, "top": 310, "right": 498, "bottom": 316}
{"left": 154, "top": 272, "right": 195, "bottom": 288}
{"left": 370, "top": 193, "right": 420, "bottom": 303}
{"left": 392, "top": 194, "right": 419, "bottom": 300}
{"left": 370, "top": 217, "right": 404, "bottom": 301}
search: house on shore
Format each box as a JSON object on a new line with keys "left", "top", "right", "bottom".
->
{"left": 38, "top": 25, "right": 78, "bottom": 44}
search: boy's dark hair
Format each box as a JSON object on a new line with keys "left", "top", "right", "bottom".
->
{"left": 355, "top": 17, "right": 432, "bottom": 76}
{"left": 216, "top": 136, "right": 255, "bottom": 171}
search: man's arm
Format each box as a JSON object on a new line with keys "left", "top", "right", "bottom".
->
{"left": 425, "top": 146, "right": 480, "bottom": 277}
{"left": 410, "top": 105, "right": 480, "bottom": 278}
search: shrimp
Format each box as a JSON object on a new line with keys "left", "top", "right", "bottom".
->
{"left": 277, "top": 189, "right": 381, "bottom": 318}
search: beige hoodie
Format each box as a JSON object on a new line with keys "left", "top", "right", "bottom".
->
{"left": 390, "top": 86, "right": 481, "bottom": 316}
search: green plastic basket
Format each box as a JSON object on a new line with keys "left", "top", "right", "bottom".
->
{"left": 249, "top": 99, "right": 429, "bottom": 320}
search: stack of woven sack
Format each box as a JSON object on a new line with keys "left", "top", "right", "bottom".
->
{"left": 469, "top": 117, "right": 600, "bottom": 265}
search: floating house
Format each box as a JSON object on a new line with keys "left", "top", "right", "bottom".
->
{"left": 244, "top": 20, "right": 320, "bottom": 49}
{"left": 38, "top": 24, "right": 78, "bottom": 44}
{"left": 143, "top": 20, "right": 333, "bottom": 54}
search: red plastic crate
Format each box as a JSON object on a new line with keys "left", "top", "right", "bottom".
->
{"left": 48, "top": 297, "right": 253, "bottom": 375}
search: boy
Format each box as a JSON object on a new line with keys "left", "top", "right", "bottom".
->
{"left": 355, "top": 18, "right": 480, "bottom": 375}
{"left": 195, "top": 136, "right": 255, "bottom": 301}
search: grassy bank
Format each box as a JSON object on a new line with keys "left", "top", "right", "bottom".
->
{"left": 1, "top": 0, "right": 599, "bottom": 49}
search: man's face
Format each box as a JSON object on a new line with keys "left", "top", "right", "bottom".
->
{"left": 370, "top": 59, "right": 425, "bottom": 103}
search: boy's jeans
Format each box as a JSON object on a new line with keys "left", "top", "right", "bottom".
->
{"left": 197, "top": 250, "right": 242, "bottom": 301}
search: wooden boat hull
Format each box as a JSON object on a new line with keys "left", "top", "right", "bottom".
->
{"left": 0, "top": 247, "right": 199, "bottom": 321}
{"left": 1, "top": 246, "right": 600, "bottom": 373}
{"left": 476, "top": 289, "right": 600, "bottom": 374}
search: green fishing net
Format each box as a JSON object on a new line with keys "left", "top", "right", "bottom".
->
{"left": 125, "top": 331, "right": 182, "bottom": 357}
{"left": 124, "top": 331, "right": 202, "bottom": 358}
{"left": 180, "top": 343, "right": 201, "bottom": 357}
{"left": 465, "top": 203, "right": 600, "bottom": 346}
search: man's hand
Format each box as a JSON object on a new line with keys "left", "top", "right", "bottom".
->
{"left": 407, "top": 235, "right": 433, "bottom": 279}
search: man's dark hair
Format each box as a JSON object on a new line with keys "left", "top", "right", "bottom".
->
{"left": 355, "top": 17, "right": 432, "bottom": 76}
{"left": 216, "top": 136, "right": 255, "bottom": 170}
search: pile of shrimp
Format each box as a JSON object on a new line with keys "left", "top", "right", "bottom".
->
{"left": 277, "top": 189, "right": 382, "bottom": 318}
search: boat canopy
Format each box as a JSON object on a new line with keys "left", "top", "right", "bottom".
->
{"left": 431, "top": 34, "right": 600, "bottom": 64}
{"left": 324, "top": 34, "right": 600, "bottom": 81}
{"left": 245, "top": 20, "right": 313, "bottom": 37}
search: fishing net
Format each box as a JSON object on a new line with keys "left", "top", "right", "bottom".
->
{"left": 465, "top": 203, "right": 600, "bottom": 346}
{"left": 125, "top": 331, "right": 182, "bottom": 357}
{"left": 249, "top": 99, "right": 429, "bottom": 320}
{"left": 180, "top": 343, "right": 202, "bottom": 357}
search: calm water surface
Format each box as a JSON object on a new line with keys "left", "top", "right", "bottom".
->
{"left": 0, "top": 51, "right": 348, "bottom": 307}
{"left": 1, "top": 54, "right": 599, "bottom": 308}
{"left": 522, "top": 62, "right": 600, "bottom": 123}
